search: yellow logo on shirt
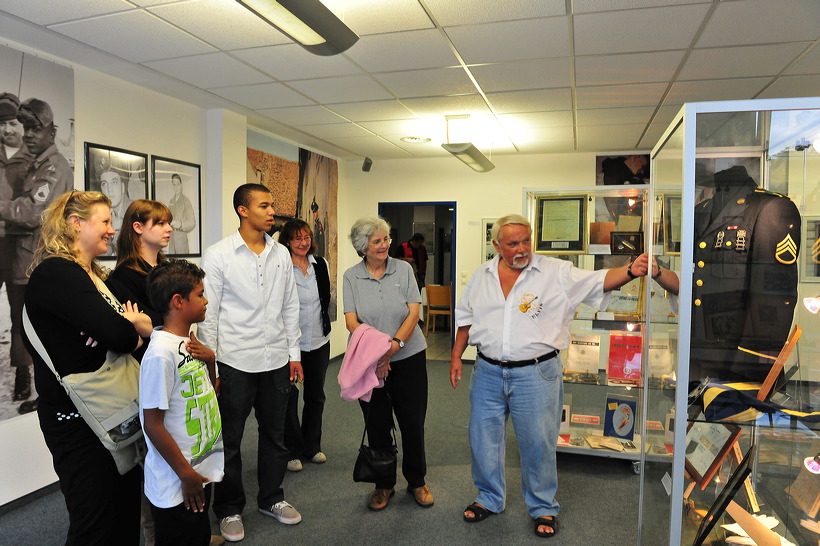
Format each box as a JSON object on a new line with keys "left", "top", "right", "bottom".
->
{"left": 519, "top": 294, "right": 542, "bottom": 318}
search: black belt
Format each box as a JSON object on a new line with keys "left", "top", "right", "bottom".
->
{"left": 477, "top": 350, "right": 559, "bottom": 368}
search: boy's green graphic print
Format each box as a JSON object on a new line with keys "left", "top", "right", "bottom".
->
{"left": 178, "top": 352, "right": 221, "bottom": 461}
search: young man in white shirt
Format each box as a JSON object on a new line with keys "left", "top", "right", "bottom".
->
{"left": 199, "top": 183, "right": 303, "bottom": 542}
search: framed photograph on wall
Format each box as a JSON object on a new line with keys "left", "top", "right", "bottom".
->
{"left": 151, "top": 156, "right": 201, "bottom": 258}
{"left": 535, "top": 195, "right": 587, "bottom": 254}
{"left": 482, "top": 217, "right": 499, "bottom": 262}
{"left": 84, "top": 142, "right": 148, "bottom": 259}
{"left": 803, "top": 217, "right": 820, "bottom": 282}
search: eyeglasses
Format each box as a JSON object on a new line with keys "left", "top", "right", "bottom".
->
{"left": 293, "top": 236, "right": 312, "bottom": 243}
{"left": 368, "top": 236, "right": 392, "bottom": 247}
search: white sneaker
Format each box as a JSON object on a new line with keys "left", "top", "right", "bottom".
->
{"left": 219, "top": 514, "right": 244, "bottom": 542}
{"left": 287, "top": 458, "right": 303, "bottom": 472}
{"left": 259, "top": 500, "right": 302, "bottom": 525}
{"left": 310, "top": 452, "right": 327, "bottom": 464}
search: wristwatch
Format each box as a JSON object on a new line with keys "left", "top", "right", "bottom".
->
{"left": 626, "top": 262, "right": 637, "bottom": 279}
{"left": 653, "top": 266, "right": 663, "bottom": 280}
{"left": 392, "top": 337, "right": 405, "bottom": 348}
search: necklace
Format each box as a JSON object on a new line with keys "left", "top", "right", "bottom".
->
{"left": 163, "top": 327, "right": 188, "bottom": 338}
{"left": 293, "top": 258, "right": 310, "bottom": 277}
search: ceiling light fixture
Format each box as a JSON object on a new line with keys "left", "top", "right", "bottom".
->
{"left": 401, "top": 136, "right": 431, "bottom": 143}
{"left": 441, "top": 115, "right": 495, "bottom": 173}
{"left": 236, "top": 0, "right": 358, "bottom": 56}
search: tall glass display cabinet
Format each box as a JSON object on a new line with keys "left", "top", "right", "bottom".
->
{"left": 640, "top": 97, "right": 820, "bottom": 545}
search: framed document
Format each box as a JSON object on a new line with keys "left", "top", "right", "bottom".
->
{"left": 663, "top": 194, "right": 682, "bottom": 255}
{"left": 536, "top": 195, "right": 587, "bottom": 254}
{"left": 684, "top": 421, "right": 741, "bottom": 490}
{"left": 604, "top": 275, "right": 644, "bottom": 319}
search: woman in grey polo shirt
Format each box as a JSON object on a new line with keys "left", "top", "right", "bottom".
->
{"left": 343, "top": 216, "right": 433, "bottom": 512}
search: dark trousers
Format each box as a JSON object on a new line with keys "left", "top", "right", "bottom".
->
{"left": 39, "top": 408, "right": 142, "bottom": 546}
{"left": 151, "top": 484, "right": 212, "bottom": 546}
{"left": 0, "top": 263, "right": 31, "bottom": 371}
{"left": 285, "top": 342, "right": 330, "bottom": 459}
{"left": 213, "top": 363, "right": 291, "bottom": 517}
{"left": 358, "top": 349, "right": 428, "bottom": 490}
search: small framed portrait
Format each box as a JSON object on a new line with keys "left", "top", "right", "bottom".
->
{"left": 482, "top": 217, "right": 499, "bottom": 262}
{"left": 535, "top": 195, "right": 587, "bottom": 254}
{"left": 151, "top": 156, "right": 201, "bottom": 258}
{"left": 684, "top": 420, "right": 742, "bottom": 490}
{"left": 84, "top": 142, "right": 148, "bottom": 259}
{"left": 610, "top": 231, "right": 644, "bottom": 255}
{"left": 662, "top": 194, "right": 682, "bottom": 255}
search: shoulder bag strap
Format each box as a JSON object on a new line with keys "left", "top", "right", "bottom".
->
{"left": 21, "top": 305, "right": 62, "bottom": 383}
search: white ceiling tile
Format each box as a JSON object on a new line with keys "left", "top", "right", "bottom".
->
{"left": 321, "top": 0, "right": 434, "bottom": 35}
{"left": 400, "top": 95, "right": 492, "bottom": 117}
{"left": 296, "top": 123, "right": 374, "bottom": 139}
{"left": 517, "top": 140, "right": 576, "bottom": 153}
{"left": 256, "top": 106, "right": 350, "bottom": 126}
{"left": 574, "top": 4, "right": 711, "bottom": 55}
{"left": 144, "top": 53, "right": 272, "bottom": 89}
{"left": 575, "top": 51, "right": 685, "bottom": 86}
{"left": 786, "top": 45, "right": 820, "bottom": 76}
{"left": 576, "top": 82, "right": 667, "bottom": 109}
{"left": 638, "top": 122, "right": 670, "bottom": 149}
{"left": 289, "top": 75, "right": 393, "bottom": 104}
{"left": 680, "top": 43, "right": 810, "bottom": 81}
{"left": 232, "top": 44, "right": 363, "bottom": 81}
{"left": 486, "top": 88, "right": 572, "bottom": 114}
{"left": 374, "top": 68, "right": 477, "bottom": 98}
{"left": 358, "top": 118, "right": 442, "bottom": 137}
{"left": 572, "top": 0, "right": 710, "bottom": 14}
{"left": 326, "top": 100, "right": 417, "bottom": 121}
{"left": 446, "top": 18, "right": 570, "bottom": 64}
{"left": 663, "top": 78, "right": 771, "bottom": 104}
{"left": 511, "top": 125, "right": 575, "bottom": 142}
{"left": 210, "top": 82, "right": 314, "bottom": 110}
{"left": 577, "top": 123, "right": 647, "bottom": 152}
{"left": 424, "top": 0, "right": 565, "bottom": 26}
{"left": 344, "top": 29, "right": 458, "bottom": 72}
{"left": 50, "top": 10, "right": 215, "bottom": 63}
{"left": 759, "top": 75, "right": 820, "bottom": 99}
{"left": 0, "top": 0, "right": 133, "bottom": 25}
{"left": 697, "top": 0, "right": 820, "bottom": 48}
{"left": 129, "top": 0, "right": 186, "bottom": 6}
{"left": 498, "top": 111, "right": 575, "bottom": 129}
{"left": 471, "top": 58, "right": 571, "bottom": 92}
{"left": 576, "top": 106, "right": 656, "bottom": 126}
{"left": 148, "top": 0, "right": 290, "bottom": 51}
{"left": 325, "top": 136, "right": 413, "bottom": 159}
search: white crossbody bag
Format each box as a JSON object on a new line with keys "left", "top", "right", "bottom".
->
{"left": 22, "top": 304, "right": 145, "bottom": 475}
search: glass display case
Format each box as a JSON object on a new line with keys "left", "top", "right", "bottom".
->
{"left": 524, "top": 187, "right": 680, "bottom": 472}
{"left": 640, "top": 97, "right": 820, "bottom": 546}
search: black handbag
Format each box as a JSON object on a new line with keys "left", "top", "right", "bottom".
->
{"left": 353, "top": 404, "right": 397, "bottom": 484}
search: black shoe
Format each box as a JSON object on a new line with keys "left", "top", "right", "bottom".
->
{"left": 18, "top": 397, "right": 38, "bottom": 414}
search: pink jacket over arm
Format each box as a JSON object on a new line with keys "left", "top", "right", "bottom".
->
{"left": 337, "top": 324, "right": 392, "bottom": 402}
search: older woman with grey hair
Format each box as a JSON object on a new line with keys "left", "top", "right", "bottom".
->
{"left": 343, "top": 216, "right": 432, "bottom": 512}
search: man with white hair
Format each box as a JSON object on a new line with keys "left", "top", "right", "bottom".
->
{"left": 450, "top": 214, "right": 646, "bottom": 538}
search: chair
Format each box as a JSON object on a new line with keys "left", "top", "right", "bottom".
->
{"left": 425, "top": 284, "right": 452, "bottom": 337}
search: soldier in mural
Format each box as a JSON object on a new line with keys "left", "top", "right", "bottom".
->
{"left": 0, "top": 98, "right": 73, "bottom": 413}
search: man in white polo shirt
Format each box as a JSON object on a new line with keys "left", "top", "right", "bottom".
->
{"left": 449, "top": 214, "right": 646, "bottom": 538}
{"left": 199, "top": 183, "right": 303, "bottom": 542}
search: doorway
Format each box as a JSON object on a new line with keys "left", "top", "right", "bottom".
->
{"left": 379, "top": 201, "right": 456, "bottom": 360}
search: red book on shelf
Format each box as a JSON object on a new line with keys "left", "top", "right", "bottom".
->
{"left": 607, "top": 333, "right": 642, "bottom": 387}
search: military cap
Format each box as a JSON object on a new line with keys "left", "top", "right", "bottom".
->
{"left": 0, "top": 93, "right": 20, "bottom": 122}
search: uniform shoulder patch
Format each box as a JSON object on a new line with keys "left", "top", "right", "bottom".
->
{"left": 33, "top": 183, "right": 50, "bottom": 203}
{"left": 775, "top": 234, "right": 798, "bottom": 265}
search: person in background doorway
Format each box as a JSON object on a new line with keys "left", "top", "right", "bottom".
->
{"left": 394, "top": 233, "right": 428, "bottom": 289}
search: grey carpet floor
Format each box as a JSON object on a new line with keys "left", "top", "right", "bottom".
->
{"left": 0, "top": 359, "right": 640, "bottom": 545}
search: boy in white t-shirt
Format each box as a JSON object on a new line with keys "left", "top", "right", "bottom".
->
{"left": 141, "top": 259, "right": 223, "bottom": 546}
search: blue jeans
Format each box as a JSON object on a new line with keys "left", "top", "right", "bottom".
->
{"left": 213, "top": 363, "right": 291, "bottom": 517}
{"left": 468, "top": 355, "right": 563, "bottom": 518}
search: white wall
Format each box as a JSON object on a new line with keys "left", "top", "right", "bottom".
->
{"left": 0, "top": 66, "right": 216, "bottom": 506}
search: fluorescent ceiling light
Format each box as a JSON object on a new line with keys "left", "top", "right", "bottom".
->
{"left": 236, "top": 0, "right": 358, "bottom": 56}
{"left": 441, "top": 143, "right": 496, "bottom": 173}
